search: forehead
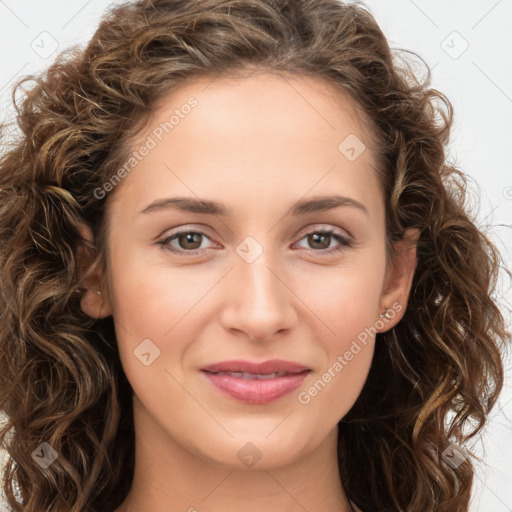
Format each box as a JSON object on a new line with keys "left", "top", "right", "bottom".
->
{"left": 106, "top": 71, "right": 383, "bottom": 221}
{"left": 150, "top": 70, "right": 373, "bottom": 143}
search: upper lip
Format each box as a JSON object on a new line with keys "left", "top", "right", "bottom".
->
{"left": 200, "top": 359, "right": 311, "bottom": 375}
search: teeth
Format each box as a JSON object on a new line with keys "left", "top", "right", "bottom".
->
{"left": 215, "top": 371, "right": 288, "bottom": 379}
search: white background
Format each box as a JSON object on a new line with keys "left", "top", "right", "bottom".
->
{"left": 0, "top": 1, "right": 510, "bottom": 511}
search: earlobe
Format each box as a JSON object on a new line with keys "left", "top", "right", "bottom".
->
{"left": 377, "top": 228, "right": 420, "bottom": 332}
{"left": 76, "top": 222, "right": 113, "bottom": 319}
{"left": 80, "top": 287, "right": 113, "bottom": 319}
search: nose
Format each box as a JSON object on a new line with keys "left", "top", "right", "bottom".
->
{"left": 219, "top": 245, "right": 298, "bottom": 344}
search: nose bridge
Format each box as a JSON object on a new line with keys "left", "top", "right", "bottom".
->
{"left": 221, "top": 234, "right": 297, "bottom": 341}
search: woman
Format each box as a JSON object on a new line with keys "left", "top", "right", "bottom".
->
{"left": 0, "top": 1, "right": 508, "bottom": 511}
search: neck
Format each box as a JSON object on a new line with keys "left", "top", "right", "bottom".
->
{"left": 113, "top": 396, "right": 355, "bottom": 512}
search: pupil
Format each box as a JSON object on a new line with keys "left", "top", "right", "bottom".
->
{"left": 310, "top": 233, "right": 329, "bottom": 249}
{"left": 177, "top": 232, "right": 332, "bottom": 251}
{"left": 180, "top": 233, "right": 201, "bottom": 249}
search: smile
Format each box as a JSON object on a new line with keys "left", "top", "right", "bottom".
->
{"left": 201, "top": 369, "right": 311, "bottom": 404}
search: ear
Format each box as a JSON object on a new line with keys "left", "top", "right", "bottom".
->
{"left": 377, "top": 228, "right": 420, "bottom": 332}
{"left": 76, "top": 222, "right": 113, "bottom": 319}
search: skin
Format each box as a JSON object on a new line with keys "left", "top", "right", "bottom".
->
{"left": 79, "top": 71, "right": 418, "bottom": 512}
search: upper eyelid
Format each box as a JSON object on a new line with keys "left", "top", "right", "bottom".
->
{"left": 295, "top": 224, "right": 352, "bottom": 240}
{"left": 161, "top": 222, "right": 351, "bottom": 235}
{"left": 160, "top": 223, "right": 353, "bottom": 245}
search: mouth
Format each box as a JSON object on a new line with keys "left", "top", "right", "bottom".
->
{"left": 200, "top": 359, "right": 311, "bottom": 375}
{"left": 203, "top": 370, "right": 301, "bottom": 379}
{"left": 200, "top": 359, "right": 311, "bottom": 404}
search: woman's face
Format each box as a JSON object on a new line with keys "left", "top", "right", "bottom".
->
{"left": 82, "top": 72, "right": 416, "bottom": 469}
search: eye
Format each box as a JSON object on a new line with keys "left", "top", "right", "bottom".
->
{"left": 157, "top": 226, "right": 353, "bottom": 256}
{"left": 294, "top": 227, "right": 353, "bottom": 254}
{"left": 157, "top": 229, "right": 216, "bottom": 255}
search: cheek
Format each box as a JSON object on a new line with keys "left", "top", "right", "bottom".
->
{"left": 296, "top": 279, "right": 379, "bottom": 422}
{"left": 104, "top": 246, "right": 198, "bottom": 382}
{"left": 298, "top": 255, "right": 386, "bottom": 342}
{"left": 292, "top": 258, "right": 384, "bottom": 416}
{"left": 107, "top": 242, "right": 206, "bottom": 335}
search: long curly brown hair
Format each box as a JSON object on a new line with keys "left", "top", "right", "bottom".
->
{"left": 0, "top": 0, "right": 509, "bottom": 511}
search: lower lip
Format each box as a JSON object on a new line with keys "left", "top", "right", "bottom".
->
{"left": 201, "top": 371, "right": 310, "bottom": 404}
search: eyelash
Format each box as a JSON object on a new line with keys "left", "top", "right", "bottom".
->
{"left": 157, "top": 227, "right": 353, "bottom": 256}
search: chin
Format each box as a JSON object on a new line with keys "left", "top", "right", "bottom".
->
{"left": 190, "top": 427, "right": 318, "bottom": 471}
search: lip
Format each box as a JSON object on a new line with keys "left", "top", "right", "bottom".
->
{"left": 200, "top": 359, "right": 310, "bottom": 374}
{"left": 200, "top": 359, "right": 311, "bottom": 404}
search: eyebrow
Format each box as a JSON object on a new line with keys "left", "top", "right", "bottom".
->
{"left": 139, "top": 194, "right": 369, "bottom": 217}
